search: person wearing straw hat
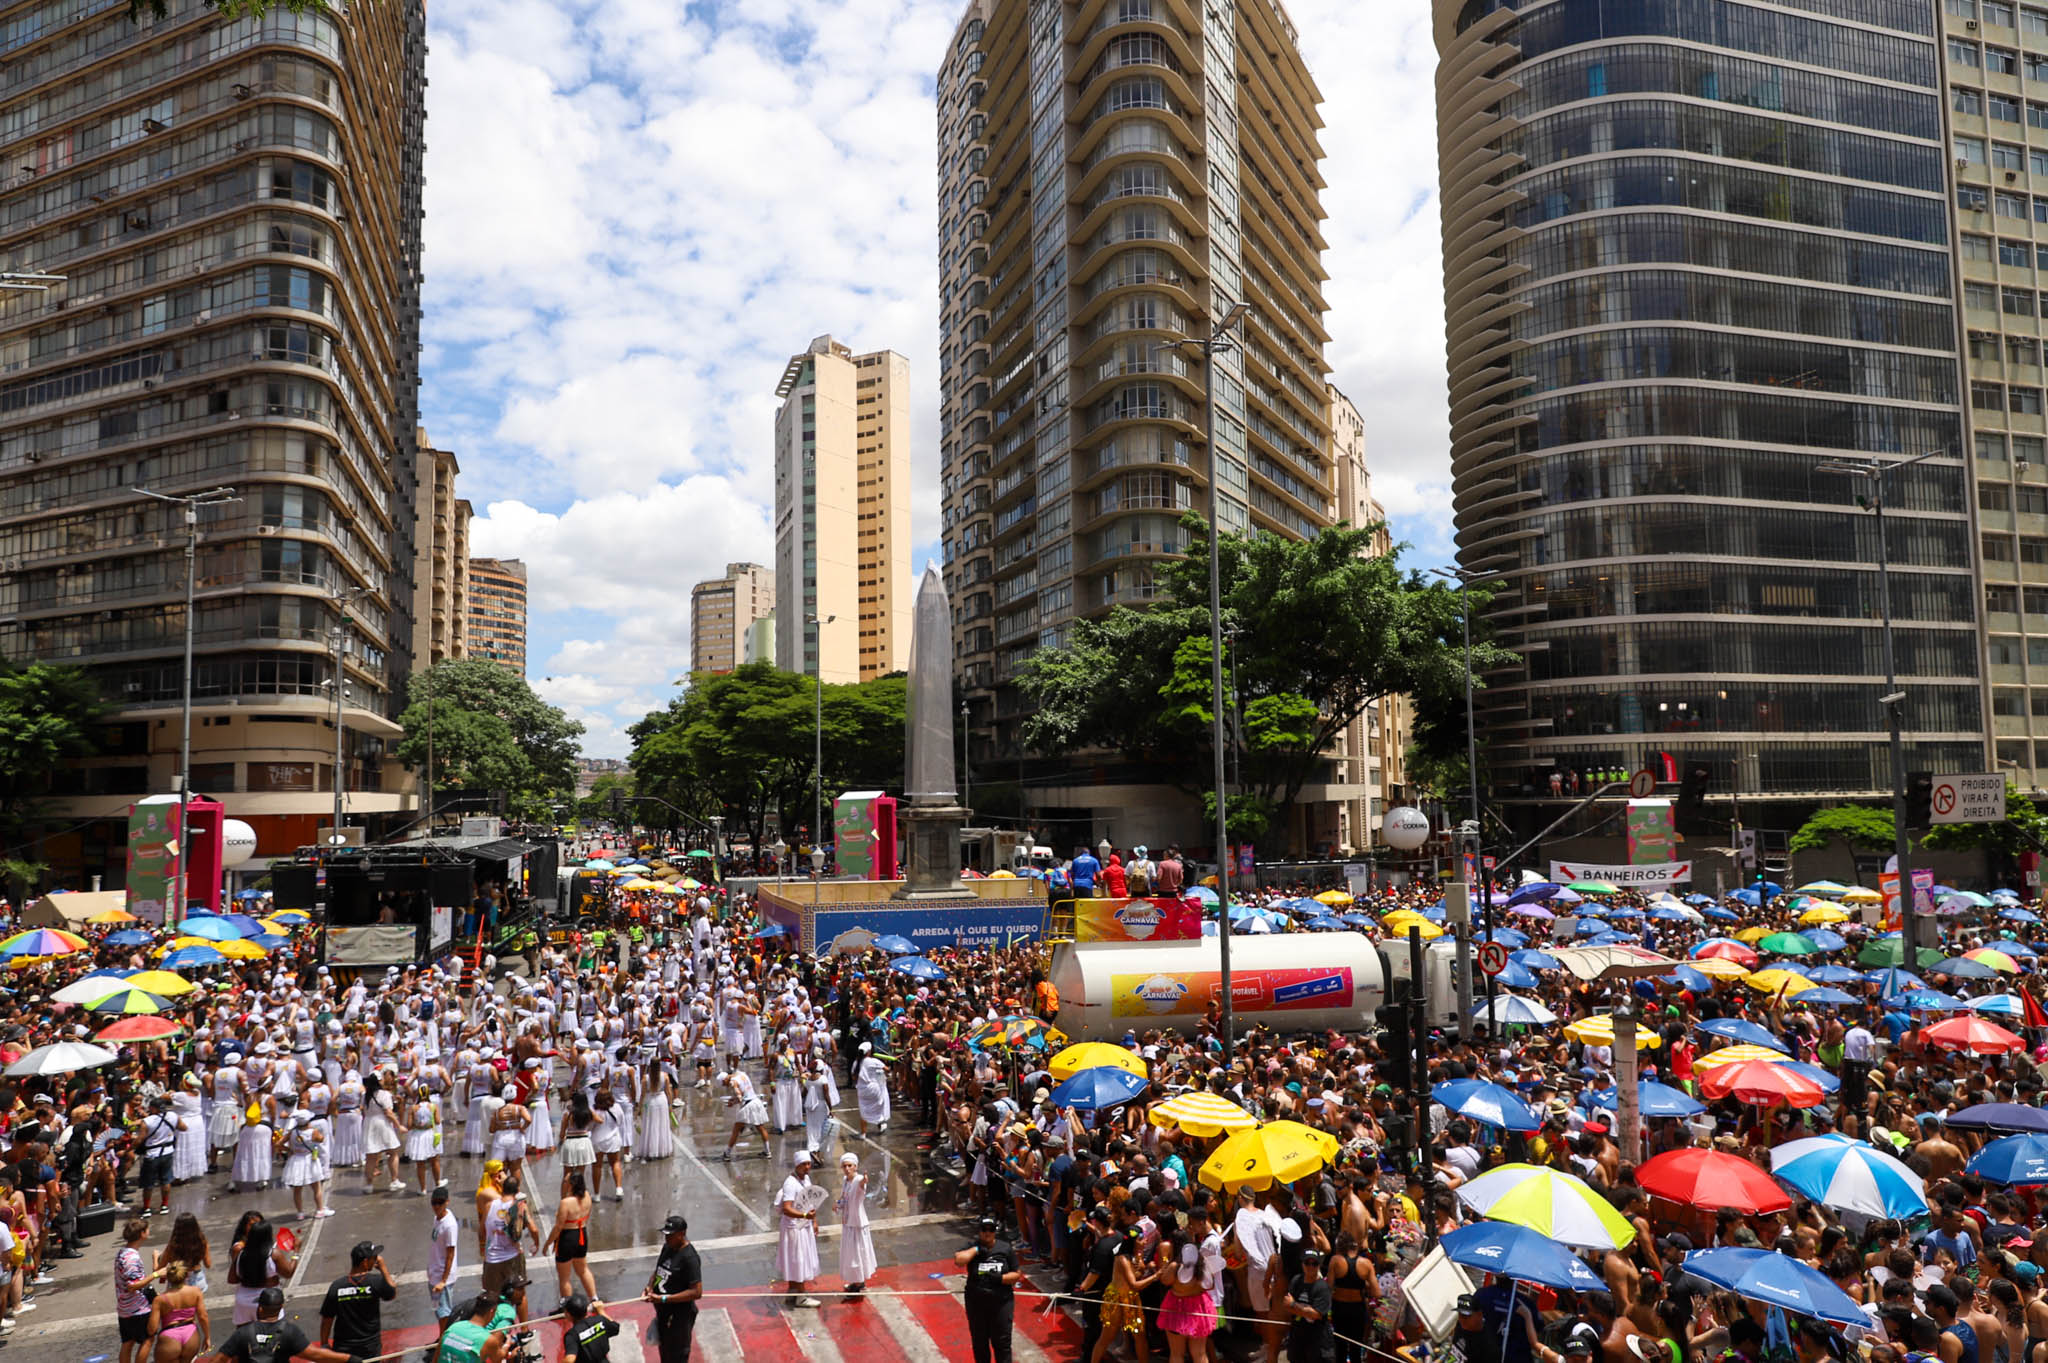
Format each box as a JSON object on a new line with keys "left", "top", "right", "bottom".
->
{"left": 776, "top": 1150, "right": 823, "bottom": 1309}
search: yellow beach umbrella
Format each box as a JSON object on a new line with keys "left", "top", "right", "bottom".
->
{"left": 1315, "top": 890, "right": 1354, "bottom": 907}
{"left": 1744, "top": 969, "right": 1816, "bottom": 995}
{"left": 124, "top": 970, "right": 199, "bottom": 996}
{"left": 1563, "top": 1015, "right": 1663, "bottom": 1049}
{"left": 87, "top": 908, "right": 139, "bottom": 926}
{"left": 1049, "top": 1042, "right": 1146, "bottom": 1082}
{"left": 1798, "top": 904, "right": 1851, "bottom": 925}
{"left": 1735, "top": 927, "right": 1774, "bottom": 944}
{"left": 1840, "top": 887, "right": 1882, "bottom": 904}
{"left": 1149, "top": 1091, "right": 1259, "bottom": 1138}
{"left": 1692, "top": 1044, "right": 1794, "bottom": 1070}
{"left": 1690, "top": 958, "right": 1753, "bottom": 980}
{"left": 1198, "top": 1121, "right": 1340, "bottom": 1193}
{"left": 211, "top": 937, "right": 267, "bottom": 960}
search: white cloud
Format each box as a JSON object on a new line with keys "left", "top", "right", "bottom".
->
{"left": 422, "top": 0, "right": 1450, "bottom": 756}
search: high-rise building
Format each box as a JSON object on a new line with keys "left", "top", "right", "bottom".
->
{"left": 773, "top": 336, "right": 911, "bottom": 684}
{"left": 0, "top": 0, "right": 428, "bottom": 873}
{"left": 1329, "top": 389, "right": 1408, "bottom": 850}
{"left": 1946, "top": 2, "right": 2048, "bottom": 784}
{"left": 1435, "top": 0, "right": 1986, "bottom": 817}
{"left": 936, "top": 0, "right": 1339, "bottom": 797}
{"left": 689, "top": 561, "right": 773, "bottom": 676}
{"left": 412, "top": 429, "right": 469, "bottom": 672}
{"left": 744, "top": 611, "right": 776, "bottom": 665}
{"left": 466, "top": 557, "right": 527, "bottom": 675}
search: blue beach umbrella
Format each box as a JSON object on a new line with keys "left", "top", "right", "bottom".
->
{"left": 221, "top": 913, "right": 268, "bottom": 937}
{"left": 1771, "top": 1136, "right": 1927, "bottom": 1219}
{"left": 1695, "top": 1018, "right": 1790, "bottom": 1053}
{"left": 1650, "top": 906, "right": 1695, "bottom": 922}
{"left": 1582, "top": 1081, "right": 1706, "bottom": 1119}
{"left": 1704, "top": 905, "right": 1740, "bottom": 921}
{"left": 1967, "top": 994, "right": 2025, "bottom": 1016}
{"left": 1511, "top": 949, "right": 1561, "bottom": 970}
{"left": 1804, "top": 965, "right": 1865, "bottom": 984}
{"left": 2004, "top": 908, "right": 2043, "bottom": 924}
{"left": 889, "top": 956, "right": 947, "bottom": 981}
{"left": 103, "top": 930, "right": 154, "bottom": 947}
{"left": 1508, "top": 883, "right": 1565, "bottom": 906}
{"left": 246, "top": 933, "right": 289, "bottom": 953}
{"left": 1048, "top": 1065, "right": 1149, "bottom": 1111}
{"left": 1305, "top": 916, "right": 1348, "bottom": 932}
{"left": 752, "top": 923, "right": 789, "bottom": 939}
{"left": 1494, "top": 961, "right": 1543, "bottom": 990}
{"left": 159, "top": 945, "right": 225, "bottom": 970}
{"left": 1967, "top": 1133, "right": 2048, "bottom": 1186}
{"left": 1791, "top": 987, "right": 1858, "bottom": 1006}
{"left": 871, "top": 935, "right": 919, "bottom": 954}
{"left": 176, "top": 917, "right": 240, "bottom": 942}
{"left": 1776, "top": 1061, "right": 1842, "bottom": 1094}
{"left": 1947, "top": 1103, "right": 2048, "bottom": 1134}
{"left": 1867, "top": 968, "right": 1924, "bottom": 997}
{"left": 1440, "top": 1222, "right": 1603, "bottom": 1292}
{"left": 1476, "top": 926, "right": 1529, "bottom": 948}
{"left": 1804, "top": 929, "right": 1848, "bottom": 952}
{"left": 1680, "top": 1248, "right": 1869, "bottom": 1329}
{"left": 1186, "top": 886, "right": 1218, "bottom": 905}
{"left": 1432, "top": 1079, "right": 1541, "bottom": 1133}
{"left": 1660, "top": 964, "right": 1712, "bottom": 992}
{"left": 1900, "top": 989, "right": 1968, "bottom": 1011}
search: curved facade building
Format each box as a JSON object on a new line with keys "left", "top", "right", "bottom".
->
{"left": 0, "top": 0, "right": 426, "bottom": 857}
{"left": 1436, "top": 0, "right": 1989, "bottom": 807}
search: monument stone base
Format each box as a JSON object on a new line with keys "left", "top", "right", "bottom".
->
{"left": 895, "top": 801, "right": 970, "bottom": 900}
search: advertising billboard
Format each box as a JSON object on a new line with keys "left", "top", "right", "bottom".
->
{"left": 811, "top": 900, "right": 1046, "bottom": 951}
{"left": 1109, "top": 965, "right": 1355, "bottom": 1018}
{"left": 1073, "top": 897, "right": 1203, "bottom": 944}
{"left": 125, "top": 795, "right": 182, "bottom": 926}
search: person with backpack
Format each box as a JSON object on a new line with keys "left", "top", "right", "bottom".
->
{"left": 211, "top": 1287, "right": 358, "bottom": 1363}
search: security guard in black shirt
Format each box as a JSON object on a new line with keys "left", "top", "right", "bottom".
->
{"left": 954, "top": 1216, "right": 1021, "bottom": 1363}
{"left": 320, "top": 1242, "right": 398, "bottom": 1360}
{"left": 640, "top": 1215, "right": 703, "bottom": 1363}
{"left": 559, "top": 1295, "right": 618, "bottom": 1363}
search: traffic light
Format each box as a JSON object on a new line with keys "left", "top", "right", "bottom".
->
{"left": 1906, "top": 771, "right": 1934, "bottom": 831}
{"left": 1375, "top": 1004, "right": 1412, "bottom": 1090}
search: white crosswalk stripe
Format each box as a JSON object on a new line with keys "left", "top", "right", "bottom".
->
{"left": 784, "top": 1306, "right": 847, "bottom": 1363}
{"left": 692, "top": 1307, "right": 745, "bottom": 1363}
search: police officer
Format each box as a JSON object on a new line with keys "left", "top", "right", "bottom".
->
{"left": 641, "top": 1215, "right": 703, "bottom": 1363}
{"left": 953, "top": 1216, "right": 1021, "bottom": 1363}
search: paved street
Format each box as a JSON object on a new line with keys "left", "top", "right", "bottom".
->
{"left": 14, "top": 1083, "right": 988, "bottom": 1353}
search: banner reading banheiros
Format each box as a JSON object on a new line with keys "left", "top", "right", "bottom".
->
{"left": 1549, "top": 859, "right": 1693, "bottom": 888}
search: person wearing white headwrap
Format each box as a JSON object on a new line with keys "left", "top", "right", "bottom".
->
{"left": 777, "top": 1150, "right": 822, "bottom": 1307}
{"left": 803, "top": 1055, "right": 839, "bottom": 1152}
{"left": 837, "top": 1152, "right": 876, "bottom": 1293}
{"left": 854, "top": 1042, "right": 891, "bottom": 1135}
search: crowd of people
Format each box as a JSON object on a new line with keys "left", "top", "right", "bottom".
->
{"left": 7, "top": 850, "right": 2048, "bottom": 1363}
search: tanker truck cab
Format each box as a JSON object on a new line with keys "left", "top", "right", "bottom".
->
{"left": 1378, "top": 936, "right": 1466, "bottom": 1031}
{"left": 1048, "top": 933, "right": 1389, "bottom": 1044}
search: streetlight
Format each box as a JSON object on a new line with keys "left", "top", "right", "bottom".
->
{"left": 960, "top": 697, "right": 972, "bottom": 815}
{"left": 134, "top": 485, "right": 238, "bottom": 926}
{"left": 323, "top": 586, "right": 373, "bottom": 849}
{"left": 805, "top": 612, "right": 835, "bottom": 866}
{"left": 1159, "top": 300, "right": 1251, "bottom": 1064}
{"left": 1815, "top": 448, "right": 1949, "bottom": 958}
{"left": 771, "top": 836, "right": 788, "bottom": 886}
{"left": 1430, "top": 564, "right": 1498, "bottom": 1028}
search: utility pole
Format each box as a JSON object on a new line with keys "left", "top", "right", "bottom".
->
{"left": 134, "top": 485, "right": 238, "bottom": 926}
{"left": 1162, "top": 301, "right": 1251, "bottom": 1063}
{"left": 805, "top": 613, "right": 835, "bottom": 861}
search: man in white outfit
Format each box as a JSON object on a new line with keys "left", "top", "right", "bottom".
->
{"left": 837, "top": 1152, "right": 876, "bottom": 1296}
{"left": 854, "top": 1042, "right": 891, "bottom": 1135}
{"left": 776, "top": 1150, "right": 822, "bottom": 1309}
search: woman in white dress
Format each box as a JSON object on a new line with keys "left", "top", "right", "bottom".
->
{"left": 803, "top": 1056, "right": 839, "bottom": 1154}
{"left": 404, "top": 1084, "right": 444, "bottom": 1193}
{"left": 362, "top": 1073, "right": 405, "bottom": 1192}
{"left": 854, "top": 1043, "right": 891, "bottom": 1135}
{"left": 776, "top": 1150, "right": 822, "bottom": 1308}
{"left": 282, "top": 1110, "right": 333, "bottom": 1219}
{"left": 721, "top": 1068, "right": 772, "bottom": 1161}
{"left": 639, "top": 1062, "right": 675, "bottom": 1160}
{"left": 589, "top": 1086, "right": 626, "bottom": 1202}
{"left": 837, "top": 1152, "right": 876, "bottom": 1294}
{"left": 524, "top": 1058, "right": 555, "bottom": 1154}
{"left": 488, "top": 1085, "right": 531, "bottom": 1182}
{"left": 329, "top": 1070, "right": 365, "bottom": 1168}
{"left": 171, "top": 1074, "right": 208, "bottom": 1184}
{"left": 559, "top": 1091, "right": 597, "bottom": 1198}
{"left": 461, "top": 1057, "right": 496, "bottom": 1157}
{"left": 231, "top": 1093, "right": 274, "bottom": 1192}
{"left": 208, "top": 1060, "right": 245, "bottom": 1171}
{"left": 772, "top": 1041, "right": 803, "bottom": 1132}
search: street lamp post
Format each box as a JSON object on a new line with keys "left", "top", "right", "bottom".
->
{"left": 323, "top": 586, "right": 372, "bottom": 849}
{"left": 135, "top": 485, "right": 238, "bottom": 926}
{"left": 961, "top": 698, "right": 972, "bottom": 815}
{"left": 1430, "top": 565, "right": 1497, "bottom": 1029}
{"left": 1162, "top": 301, "right": 1251, "bottom": 1064}
{"left": 1816, "top": 449, "right": 1948, "bottom": 958}
{"left": 805, "top": 612, "right": 835, "bottom": 866}
{"left": 771, "top": 837, "right": 788, "bottom": 887}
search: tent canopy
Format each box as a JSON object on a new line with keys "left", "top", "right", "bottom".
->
{"left": 23, "top": 891, "right": 128, "bottom": 928}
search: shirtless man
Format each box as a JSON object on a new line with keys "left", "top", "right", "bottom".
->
{"left": 1915, "top": 1115, "right": 1967, "bottom": 1181}
{"left": 1584, "top": 1289, "right": 1648, "bottom": 1363}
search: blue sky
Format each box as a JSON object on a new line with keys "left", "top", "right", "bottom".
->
{"left": 418, "top": 0, "right": 1453, "bottom": 756}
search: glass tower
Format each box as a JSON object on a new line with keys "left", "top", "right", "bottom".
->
{"left": 1436, "top": 0, "right": 1989, "bottom": 810}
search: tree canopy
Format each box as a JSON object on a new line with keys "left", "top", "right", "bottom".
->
{"left": 1014, "top": 514, "right": 1514, "bottom": 846}
{"left": 395, "top": 660, "right": 582, "bottom": 822}
{"left": 0, "top": 661, "right": 105, "bottom": 851}
{"left": 132, "top": 0, "right": 325, "bottom": 17}
{"left": 628, "top": 664, "right": 907, "bottom": 853}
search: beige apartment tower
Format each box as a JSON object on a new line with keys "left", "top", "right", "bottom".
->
{"left": 690, "top": 561, "right": 774, "bottom": 675}
{"left": 411, "top": 430, "right": 470, "bottom": 671}
{"left": 466, "top": 557, "right": 528, "bottom": 676}
{"left": 773, "top": 336, "right": 912, "bottom": 684}
{"left": 935, "top": 0, "right": 1340, "bottom": 777}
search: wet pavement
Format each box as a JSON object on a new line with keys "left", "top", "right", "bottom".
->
{"left": 17, "top": 1081, "right": 975, "bottom": 1352}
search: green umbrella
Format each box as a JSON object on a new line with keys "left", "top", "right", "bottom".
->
{"left": 1759, "top": 932, "right": 1821, "bottom": 956}
{"left": 1858, "top": 939, "right": 1946, "bottom": 969}
{"left": 1567, "top": 880, "right": 1620, "bottom": 895}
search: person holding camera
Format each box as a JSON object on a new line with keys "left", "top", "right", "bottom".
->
{"left": 558, "top": 1295, "right": 616, "bottom": 1363}
{"left": 435, "top": 1292, "right": 512, "bottom": 1363}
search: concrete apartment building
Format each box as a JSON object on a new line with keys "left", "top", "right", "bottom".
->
{"left": 935, "top": 0, "right": 1352, "bottom": 851}
{"left": 0, "top": 0, "right": 428, "bottom": 876}
{"left": 1330, "top": 388, "right": 1410, "bottom": 852}
{"left": 689, "top": 560, "right": 773, "bottom": 675}
{"left": 466, "top": 556, "right": 527, "bottom": 675}
{"left": 412, "top": 429, "right": 469, "bottom": 671}
{"left": 773, "top": 336, "right": 911, "bottom": 684}
{"left": 1434, "top": 0, "right": 1989, "bottom": 826}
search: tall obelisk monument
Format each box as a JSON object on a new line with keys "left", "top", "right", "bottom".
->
{"left": 896, "top": 564, "right": 971, "bottom": 898}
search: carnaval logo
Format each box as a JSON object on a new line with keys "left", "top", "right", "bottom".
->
{"left": 1130, "top": 974, "right": 1191, "bottom": 1013}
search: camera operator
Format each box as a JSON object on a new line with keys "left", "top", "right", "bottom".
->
{"left": 559, "top": 1295, "right": 617, "bottom": 1363}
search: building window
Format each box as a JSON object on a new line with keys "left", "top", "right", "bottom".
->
{"left": 1959, "top": 87, "right": 1986, "bottom": 116}
{"left": 1958, "top": 136, "right": 1989, "bottom": 165}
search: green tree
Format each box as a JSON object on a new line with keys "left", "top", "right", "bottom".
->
{"left": 0, "top": 661, "right": 106, "bottom": 851}
{"left": 132, "top": 0, "right": 325, "bottom": 17}
{"left": 1787, "top": 804, "right": 1897, "bottom": 859}
{"left": 1922, "top": 787, "right": 2048, "bottom": 883}
{"left": 629, "top": 665, "right": 909, "bottom": 852}
{"left": 395, "top": 660, "right": 582, "bottom": 821}
{"left": 1017, "top": 515, "right": 1512, "bottom": 849}
{"left": 576, "top": 772, "right": 635, "bottom": 823}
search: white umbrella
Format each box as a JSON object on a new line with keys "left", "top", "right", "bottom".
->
{"left": 52, "top": 977, "right": 127, "bottom": 1006}
{"left": 1474, "top": 995, "right": 1558, "bottom": 1027}
{"left": 6, "top": 1041, "right": 118, "bottom": 1076}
